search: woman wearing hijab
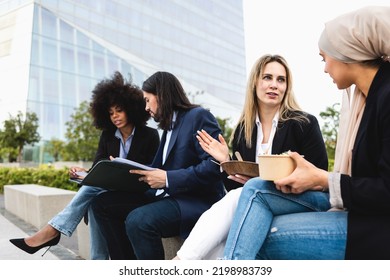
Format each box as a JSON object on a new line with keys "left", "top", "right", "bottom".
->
{"left": 223, "top": 6, "right": 390, "bottom": 260}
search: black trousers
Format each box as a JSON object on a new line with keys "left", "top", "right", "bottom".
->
{"left": 91, "top": 191, "right": 180, "bottom": 259}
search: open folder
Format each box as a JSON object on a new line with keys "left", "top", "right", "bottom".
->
{"left": 69, "top": 157, "right": 154, "bottom": 192}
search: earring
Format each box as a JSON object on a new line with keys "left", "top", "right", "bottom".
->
{"left": 381, "top": 55, "right": 390, "bottom": 62}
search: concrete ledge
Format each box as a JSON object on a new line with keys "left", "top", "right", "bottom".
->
{"left": 76, "top": 220, "right": 90, "bottom": 259}
{"left": 162, "top": 236, "right": 183, "bottom": 259}
{"left": 4, "top": 184, "right": 91, "bottom": 259}
{"left": 4, "top": 184, "right": 184, "bottom": 260}
{"left": 4, "top": 184, "right": 76, "bottom": 229}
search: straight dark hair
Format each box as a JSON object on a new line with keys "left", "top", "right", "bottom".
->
{"left": 142, "top": 71, "right": 198, "bottom": 130}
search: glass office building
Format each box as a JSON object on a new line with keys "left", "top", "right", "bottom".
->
{"left": 0, "top": 0, "right": 246, "bottom": 162}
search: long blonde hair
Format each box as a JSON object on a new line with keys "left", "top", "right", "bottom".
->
{"left": 231, "top": 54, "right": 308, "bottom": 148}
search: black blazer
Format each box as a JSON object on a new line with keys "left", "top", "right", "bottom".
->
{"left": 341, "top": 63, "right": 390, "bottom": 259}
{"left": 92, "top": 125, "right": 160, "bottom": 167}
{"left": 82, "top": 125, "right": 159, "bottom": 224}
{"left": 224, "top": 112, "right": 328, "bottom": 191}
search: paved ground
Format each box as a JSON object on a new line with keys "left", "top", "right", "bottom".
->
{"left": 0, "top": 194, "right": 82, "bottom": 260}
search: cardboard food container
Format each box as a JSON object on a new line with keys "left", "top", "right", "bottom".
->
{"left": 258, "top": 154, "right": 296, "bottom": 181}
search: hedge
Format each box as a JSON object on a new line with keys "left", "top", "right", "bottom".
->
{"left": 0, "top": 166, "right": 79, "bottom": 194}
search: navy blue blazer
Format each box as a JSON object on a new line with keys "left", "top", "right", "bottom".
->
{"left": 92, "top": 125, "right": 160, "bottom": 167}
{"left": 151, "top": 107, "right": 225, "bottom": 238}
{"left": 224, "top": 112, "right": 328, "bottom": 191}
{"left": 342, "top": 62, "right": 390, "bottom": 259}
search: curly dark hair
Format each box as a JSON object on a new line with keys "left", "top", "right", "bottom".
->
{"left": 90, "top": 71, "right": 150, "bottom": 131}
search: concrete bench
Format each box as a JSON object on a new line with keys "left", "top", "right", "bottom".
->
{"left": 4, "top": 184, "right": 76, "bottom": 229}
{"left": 162, "top": 236, "right": 183, "bottom": 259}
{"left": 4, "top": 184, "right": 90, "bottom": 258}
{"left": 4, "top": 184, "right": 183, "bottom": 259}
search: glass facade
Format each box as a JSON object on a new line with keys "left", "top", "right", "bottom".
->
{"left": 39, "top": 0, "right": 246, "bottom": 101}
{"left": 27, "top": 4, "right": 150, "bottom": 140}
{"left": 0, "top": 0, "right": 246, "bottom": 162}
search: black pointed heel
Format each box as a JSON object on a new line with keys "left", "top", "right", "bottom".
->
{"left": 10, "top": 234, "right": 61, "bottom": 256}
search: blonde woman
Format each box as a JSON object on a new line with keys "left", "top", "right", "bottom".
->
{"left": 174, "top": 54, "right": 329, "bottom": 259}
{"left": 224, "top": 6, "right": 390, "bottom": 260}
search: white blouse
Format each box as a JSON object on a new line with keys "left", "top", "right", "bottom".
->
{"left": 255, "top": 111, "right": 279, "bottom": 162}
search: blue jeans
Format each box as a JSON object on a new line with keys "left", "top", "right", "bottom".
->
{"left": 223, "top": 178, "right": 333, "bottom": 259}
{"left": 48, "top": 185, "right": 109, "bottom": 259}
{"left": 255, "top": 211, "right": 347, "bottom": 259}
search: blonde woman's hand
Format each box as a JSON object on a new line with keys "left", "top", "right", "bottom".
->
{"left": 196, "top": 129, "right": 230, "bottom": 163}
{"left": 274, "top": 151, "right": 329, "bottom": 194}
{"left": 227, "top": 174, "right": 251, "bottom": 185}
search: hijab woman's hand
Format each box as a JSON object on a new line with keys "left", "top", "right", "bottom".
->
{"left": 274, "top": 151, "right": 329, "bottom": 194}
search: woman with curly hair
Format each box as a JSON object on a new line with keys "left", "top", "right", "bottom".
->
{"left": 10, "top": 71, "right": 160, "bottom": 259}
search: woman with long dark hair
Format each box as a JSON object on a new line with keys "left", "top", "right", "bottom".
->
{"left": 92, "top": 71, "right": 225, "bottom": 259}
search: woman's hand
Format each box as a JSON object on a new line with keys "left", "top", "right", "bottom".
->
{"left": 196, "top": 129, "right": 230, "bottom": 163}
{"left": 227, "top": 174, "right": 252, "bottom": 185}
{"left": 274, "top": 151, "right": 329, "bottom": 194}
{"left": 130, "top": 169, "right": 167, "bottom": 189}
{"left": 69, "top": 166, "right": 87, "bottom": 179}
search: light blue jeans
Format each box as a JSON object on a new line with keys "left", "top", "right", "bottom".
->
{"left": 48, "top": 185, "right": 109, "bottom": 259}
{"left": 223, "top": 178, "right": 346, "bottom": 259}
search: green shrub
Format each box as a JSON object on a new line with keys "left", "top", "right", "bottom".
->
{"left": 328, "top": 159, "right": 335, "bottom": 172}
{"left": 0, "top": 166, "right": 79, "bottom": 193}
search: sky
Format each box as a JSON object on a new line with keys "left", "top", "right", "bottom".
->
{"left": 242, "top": 0, "right": 389, "bottom": 124}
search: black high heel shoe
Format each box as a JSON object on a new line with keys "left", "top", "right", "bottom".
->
{"left": 10, "top": 234, "right": 61, "bottom": 256}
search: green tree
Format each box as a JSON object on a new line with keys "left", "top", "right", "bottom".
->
{"left": 216, "top": 116, "right": 234, "bottom": 150}
{"left": 45, "top": 138, "right": 66, "bottom": 162}
{"left": 0, "top": 147, "right": 18, "bottom": 162}
{"left": 319, "top": 103, "right": 340, "bottom": 170}
{"left": 0, "top": 111, "right": 40, "bottom": 162}
{"left": 62, "top": 101, "right": 100, "bottom": 161}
